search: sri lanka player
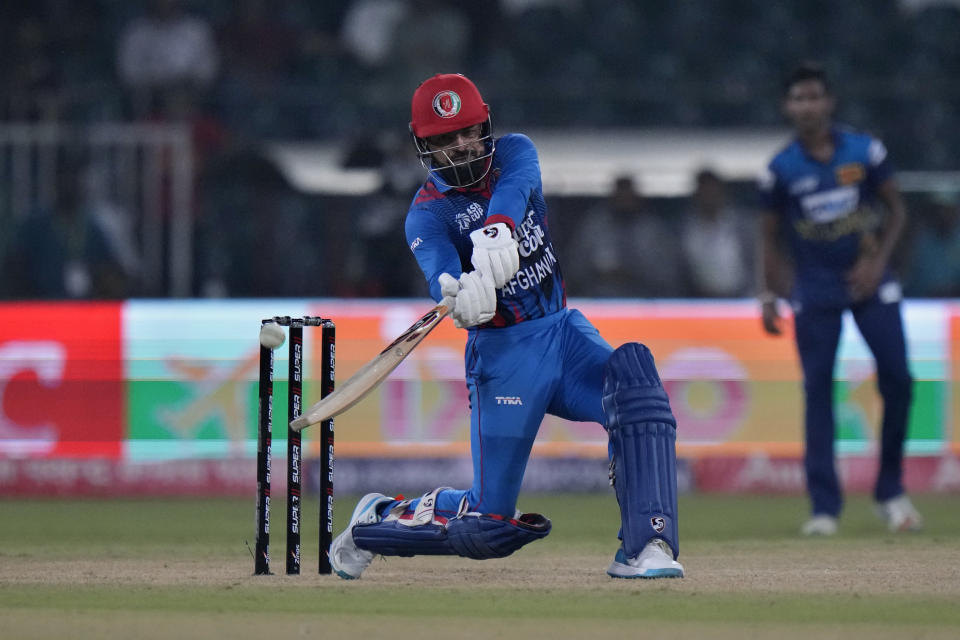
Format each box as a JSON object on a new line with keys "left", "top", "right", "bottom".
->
{"left": 758, "top": 62, "right": 922, "bottom": 536}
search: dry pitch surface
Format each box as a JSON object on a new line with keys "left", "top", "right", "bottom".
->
{"left": 1, "top": 494, "right": 959, "bottom": 639}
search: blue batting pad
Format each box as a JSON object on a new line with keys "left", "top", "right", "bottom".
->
{"left": 603, "top": 343, "right": 679, "bottom": 559}
{"left": 353, "top": 513, "right": 551, "bottom": 559}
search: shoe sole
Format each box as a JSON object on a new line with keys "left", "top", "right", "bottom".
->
{"left": 333, "top": 568, "right": 358, "bottom": 580}
{"left": 801, "top": 529, "right": 837, "bottom": 536}
{"left": 607, "top": 567, "right": 684, "bottom": 579}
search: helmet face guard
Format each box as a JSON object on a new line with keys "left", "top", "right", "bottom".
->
{"left": 409, "top": 74, "right": 494, "bottom": 188}
{"left": 411, "top": 117, "right": 495, "bottom": 188}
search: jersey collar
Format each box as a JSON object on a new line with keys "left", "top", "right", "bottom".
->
{"left": 796, "top": 124, "right": 844, "bottom": 165}
{"left": 428, "top": 172, "right": 492, "bottom": 194}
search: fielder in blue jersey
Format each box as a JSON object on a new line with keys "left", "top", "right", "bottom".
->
{"left": 329, "top": 73, "right": 684, "bottom": 579}
{"left": 758, "top": 63, "right": 922, "bottom": 536}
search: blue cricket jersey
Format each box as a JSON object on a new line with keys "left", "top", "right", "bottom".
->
{"left": 759, "top": 125, "right": 895, "bottom": 308}
{"left": 404, "top": 133, "right": 566, "bottom": 327}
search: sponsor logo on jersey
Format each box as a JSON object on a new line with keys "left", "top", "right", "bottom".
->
{"left": 835, "top": 162, "right": 865, "bottom": 186}
{"left": 800, "top": 185, "right": 859, "bottom": 223}
{"left": 788, "top": 175, "right": 819, "bottom": 195}
{"left": 514, "top": 213, "right": 545, "bottom": 257}
{"left": 495, "top": 396, "right": 523, "bottom": 405}
{"left": 432, "top": 91, "right": 462, "bottom": 118}
{"left": 793, "top": 204, "right": 876, "bottom": 242}
{"left": 456, "top": 202, "right": 486, "bottom": 231}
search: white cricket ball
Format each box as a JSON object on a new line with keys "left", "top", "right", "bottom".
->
{"left": 259, "top": 323, "right": 286, "bottom": 349}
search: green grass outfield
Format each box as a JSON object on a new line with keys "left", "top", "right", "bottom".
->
{"left": 2, "top": 493, "right": 959, "bottom": 639}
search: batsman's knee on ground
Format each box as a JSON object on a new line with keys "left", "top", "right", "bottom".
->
{"left": 353, "top": 487, "right": 551, "bottom": 560}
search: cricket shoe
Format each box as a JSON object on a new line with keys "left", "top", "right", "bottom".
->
{"left": 801, "top": 514, "right": 838, "bottom": 536}
{"left": 607, "top": 538, "right": 684, "bottom": 579}
{"left": 329, "top": 492, "right": 393, "bottom": 580}
{"left": 876, "top": 494, "right": 923, "bottom": 532}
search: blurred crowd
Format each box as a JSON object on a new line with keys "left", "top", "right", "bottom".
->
{"left": 1, "top": 0, "right": 959, "bottom": 299}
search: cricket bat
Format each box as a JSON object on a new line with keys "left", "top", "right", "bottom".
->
{"left": 289, "top": 300, "right": 452, "bottom": 431}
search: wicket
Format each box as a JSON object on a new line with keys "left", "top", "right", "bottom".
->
{"left": 255, "top": 316, "right": 335, "bottom": 575}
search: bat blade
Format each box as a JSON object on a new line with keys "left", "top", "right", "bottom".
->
{"left": 289, "top": 302, "right": 451, "bottom": 431}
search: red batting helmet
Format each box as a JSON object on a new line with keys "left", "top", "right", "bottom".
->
{"left": 410, "top": 73, "right": 490, "bottom": 139}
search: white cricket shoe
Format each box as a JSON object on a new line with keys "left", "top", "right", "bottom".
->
{"left": 876, "top": 494, "right": 923, "bottom": 532}
{"left": 329, "top": 492, "right": 393, "bottom": 580}
{"left": 801, "top": 514, "right": 838, "bottom": 536}
{"left": 607, "top": 538, "right": 684, "bottom": 579}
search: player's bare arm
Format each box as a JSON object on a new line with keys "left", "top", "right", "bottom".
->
{"left": 846, "top": 178, "right": 907, "bottom": 301}
{"left": 759, "top": 210, "right": 787, "bottom": 335}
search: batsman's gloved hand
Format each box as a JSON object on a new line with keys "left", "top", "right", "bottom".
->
{"left": 469, "top": 222, "right": 519, "bottom": 289}
{"left": 438, "top": 271, "right": 496, "bottom": 329}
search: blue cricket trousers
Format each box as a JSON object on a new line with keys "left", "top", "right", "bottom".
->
{"left": 386, "top": 308, "right": 613, "bottom": 520}
{"left": 793, "top": 296, "right": 912, "bottom": 516}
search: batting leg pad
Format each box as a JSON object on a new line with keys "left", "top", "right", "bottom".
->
{"left": 352, "top": 489, "right": 551, "bottom": 559}
{"left": 603, "top": 342, "right": 679, "bottom": 559}
{"left": 446, "top": 512, "right": 551, "bottom": 559}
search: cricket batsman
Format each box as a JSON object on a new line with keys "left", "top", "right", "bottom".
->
{"left": 329, "top": 73, "right": 684, "bottom": 579}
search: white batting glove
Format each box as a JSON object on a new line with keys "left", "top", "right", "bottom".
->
{"left": 438, "top": 271, "right": 496, "bottom": 328}
{"left": 439, "top": 273, "right": 460, "bottom": 322}
{"left": 469, "top": 222, "right": 519, "bottom": 289}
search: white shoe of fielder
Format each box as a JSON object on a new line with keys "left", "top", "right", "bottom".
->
{"left": 607, "top": 538, "right": 684, "bottom": 579}
{"left": 801, "top": 514, "right": 838, "bottom": 536}
{"left": 876, "top": 494, "right": 923, "bottom": 532}
{"left": 329, "top": 492, "right": 393, "bottom": 580}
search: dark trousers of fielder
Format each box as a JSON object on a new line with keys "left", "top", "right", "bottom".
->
{"left": 793, "top": 296, "right": 913, "bottom": 517}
